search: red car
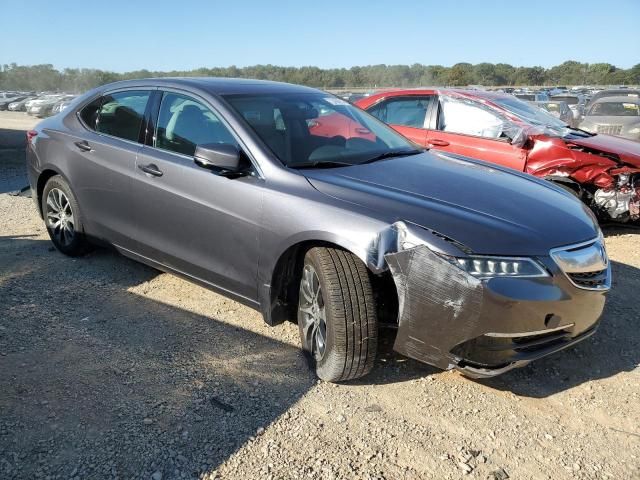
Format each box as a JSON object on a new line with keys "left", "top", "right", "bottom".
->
{"left": 355, "top": 89, "right": 640, "bottom": 223}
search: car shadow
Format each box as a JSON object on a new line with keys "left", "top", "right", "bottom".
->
{"left": 0, "top": 127, "right": 28, "bottom": 194}
{"left": 0, "top": 236, "right": 318, "bottom": 478}
{"left": 602, "top": 224, "right": 640, "bottom": 236}
{"left": 475, "top": 259, "right": 640, "bottom": 397}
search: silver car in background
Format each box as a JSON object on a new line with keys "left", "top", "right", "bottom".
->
{"left": 8, "top": 96, "right": 38, "bottom": 111}
{"left": 580, "top": 96, "right": 640, "bottom": 141}
{"left": 27, "top": 94, "right": 65, "bottom": 118}
{"left": 534, "top": 100, "right": 574, "bottom": 127}
{"left": 51, "top": 95, "right": 77, "bottom": 115}
{"left": 551, "top": 93, "right": 587, "bottom": 126}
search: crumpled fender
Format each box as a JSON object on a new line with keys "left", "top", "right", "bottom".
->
{"left": 525, "top": 135, "right": 640, "bottom": 189}
{"left": 384, "top": 244, "right": 484, "bottom": 370}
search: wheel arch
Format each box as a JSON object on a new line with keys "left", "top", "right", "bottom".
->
{"left": 261, "top": 233, "right": 373, "bottom": 327}
{"left": 36, "top": 167, "right": 65, "bottom": 217}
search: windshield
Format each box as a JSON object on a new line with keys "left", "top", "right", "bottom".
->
{"left": 223, "top": 92, "right": 416, "bottom": 168}
{"left": 588, "top": 101, "right": 640, "bottom": 117}
{"left": 493, "top": 96, "right": 567, "bottom": 128}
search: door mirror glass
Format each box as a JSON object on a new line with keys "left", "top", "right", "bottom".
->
{"left": 194, "top": 143, "right": 244, "bottom": 176}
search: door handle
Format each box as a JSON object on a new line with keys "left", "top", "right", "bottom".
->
{"left": 74, "top": 140, "right": 92, "bottom": 152}
{"left": 138, "top": 163, "right": 163, "bottom": 177}
{"left": 428, "top": 139, "right": 450, "bottom": 147}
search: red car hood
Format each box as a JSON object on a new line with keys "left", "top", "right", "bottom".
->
{"left": 566, "top": 134, "right": 640, "bottom": 166}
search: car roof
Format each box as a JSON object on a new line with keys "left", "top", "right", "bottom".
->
{"left": 96, "top": 77, "right": 320, "bottom": 96}
{"left": 591, "top": 95, "right": 640, "bottom": 104}
{"left": 363, "top": 88, "right": 516, "bottom": 102}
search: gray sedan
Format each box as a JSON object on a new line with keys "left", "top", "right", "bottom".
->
{"left": 27, "top": 78, "right": 610, "bottom": 381}
{"left": 580, "top": 96, "right": 640, "bottom": 141}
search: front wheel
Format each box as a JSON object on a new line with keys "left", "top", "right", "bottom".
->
{"left": 298, "top": 247, "right": 378, "bottom": 382}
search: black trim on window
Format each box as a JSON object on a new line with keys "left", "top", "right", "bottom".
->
{"left": 77, "top": 95, "right": 104, "bottom": 132}
{"left": 143, "top": 90, "right": 162, "bottom": 146}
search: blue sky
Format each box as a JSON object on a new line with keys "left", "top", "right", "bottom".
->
{"left": 1, "top": 0, "right": 638, "bottom": 71}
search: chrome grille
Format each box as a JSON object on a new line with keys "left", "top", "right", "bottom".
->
{"left": 550, "top": 238, "right": 611, "bottom": 291}
{"left": 567, "top": 269, "right": 609, "bottom": 289}
{"left": 596, "top": 124, "right": 623, "bottom": 136}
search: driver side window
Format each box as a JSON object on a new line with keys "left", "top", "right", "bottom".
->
{"left": 437, "top": 96, "right": 505, "bottom": 139}
{"left": 368, "top": 96, "right": 433, "bottom": 129}
{"left": 155, "top": 92, "right": 237, "bottom": 157}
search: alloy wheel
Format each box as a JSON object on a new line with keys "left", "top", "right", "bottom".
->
{"left": 45, "top": 188, "right": 75, "bottom": 247}
{"left": 299, "top": 264, "right": 327, "bottom": 360}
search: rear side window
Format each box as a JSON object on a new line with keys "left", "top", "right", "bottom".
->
{"left": 96, "top": 90, "right": 151, "bottom": 142}
{"left": 155, "top": 92, "right": 237, "bottom": 156}
{"left": 368, "top": 96, "right": 433, "bottom": 128}
{"left": 79, "top": 97, "right": 102, "bottom": 130}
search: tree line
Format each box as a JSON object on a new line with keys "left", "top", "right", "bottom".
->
{"left": 1, "top": 61, "right": 639, "bottom": 93}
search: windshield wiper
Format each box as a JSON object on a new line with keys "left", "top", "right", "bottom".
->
{"left": 288, "top": 160, "right": 355, "bottom": 169}
{"left": 358, "top": 149, "right": 423, "bottom": 165}
{"left": 564, "top": 126, "right": 595, "bottom": 136}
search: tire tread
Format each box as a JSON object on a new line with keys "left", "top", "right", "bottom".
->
{"left": 307, "top": 247, "right": 377, "bottom": 382}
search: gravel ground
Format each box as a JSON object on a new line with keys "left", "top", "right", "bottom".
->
{"left": 1, "top": 111, "right": 639, "bottom": 479}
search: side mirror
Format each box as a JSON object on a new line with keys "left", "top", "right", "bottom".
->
{"left": 194, "top": 143, "right": 246, "bottom": 177}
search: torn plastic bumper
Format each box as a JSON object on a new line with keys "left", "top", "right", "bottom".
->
{"left": 385, "top": 245, "right": 607, "bottom": 377}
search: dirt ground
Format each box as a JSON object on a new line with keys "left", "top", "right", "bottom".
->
{"left": 0, "top": 111, "right": 639, "bottom": 480}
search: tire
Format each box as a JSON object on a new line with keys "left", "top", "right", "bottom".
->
{"left": 41, "top": 175, "right": 88, "bottom": 256}
{"left": 297, "top": 247, "right": 378, "bottom": 382}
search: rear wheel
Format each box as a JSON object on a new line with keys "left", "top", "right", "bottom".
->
{"left": 42, "top": 175, "right": 88, "bottom": 256}
{"left": 298, "top": 247, "right": 378, "bottom": 382}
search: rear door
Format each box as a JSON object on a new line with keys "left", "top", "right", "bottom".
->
{"left": 367, "top": 95, "right": 435, "bottom": 146}
{"left": 426, "top": 95, "right": 527, "bottom": 171}
{"left": 132, "top": 90, "right": 263, "bottom": 302}
{"left": 68, "top": 89, "right": 152, "bottom": 248}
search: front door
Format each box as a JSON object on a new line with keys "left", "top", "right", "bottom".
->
{"left": 132, "top": 91, "right": 263, "bottom": 302}
{"left": 426, "top": 95, "right": 527, "bottom": 171}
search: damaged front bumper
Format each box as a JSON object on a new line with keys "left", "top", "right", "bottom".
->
{"left": 385, "top": 243, "right": 609, "bottom": 378}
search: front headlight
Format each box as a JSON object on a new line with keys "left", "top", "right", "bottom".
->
{"left": 440, "top": 254, "right": 549, "bottom": 279}
{"left": 456, "top": 256, "right": 548, "bottom": 278}
{"left": 393, "top": 221, "right": 550, "bottom": 279}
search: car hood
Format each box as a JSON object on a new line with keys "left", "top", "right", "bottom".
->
{"left": 302, "top": 151, "right": 599, "bottom": 256}
{"left": 565, "top": 133, "right": 640, "bottom": 166}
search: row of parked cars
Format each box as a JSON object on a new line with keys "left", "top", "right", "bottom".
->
{"left": 0, "top": 91, "right": 77, "bottom": 117}
{"left": 511, "top": 87, "right": 640, "bottom": 139}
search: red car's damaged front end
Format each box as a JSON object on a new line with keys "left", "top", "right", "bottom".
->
{"left": 356, "top": 89, "right": 640, "bottom": 223}
{"left": 525, "top": 126, "right": 640, "bottom": 222}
